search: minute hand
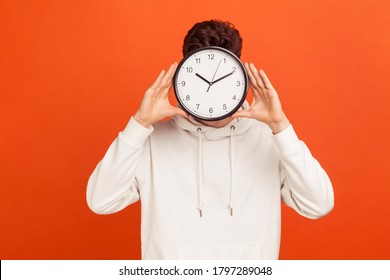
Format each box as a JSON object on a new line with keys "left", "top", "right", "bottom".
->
{"left": 212, "top": 71, "right": 234, "bottom": 85}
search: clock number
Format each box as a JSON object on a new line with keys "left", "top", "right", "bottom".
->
{"left": 223, "top": 104, "right": 227, "bottom": 110}
{"left": 186, "top": 67, "right": 193, "bottom": 73}
{"left": 196, "top": 58, "right": 201, "bottom": 63}
{"left": 232, "top": 95, "right": 237, "bottom": 100}
{"left": 208, "top": 54, "right": 215, "bottom": 60}
{"left": 181, "top": 81, "right": 186, "bottom": 87}
{"left": 186, "top": 95, "right": 190, "bottom": 101}
{"left": 209, "top": 107, "right": 213, "bottom": 114}
{"left": 223, "top": 58, "right": 227, "bottom": 63}
{"left": 232, "top": 67, "right": 237, "bottom": 73}
{"left": 196, "top": 104, "right": 200, "bottom": 109}
{"left": 236, "top": 81, "right": 241, "bottom": 87}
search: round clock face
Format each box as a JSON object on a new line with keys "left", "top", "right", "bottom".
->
{"left": 174, "top": 46, "right": 248, "bottom": 121}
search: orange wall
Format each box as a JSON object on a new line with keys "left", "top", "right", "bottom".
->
{"left": 1, "top": 0, "right": 389, "bottom": 259}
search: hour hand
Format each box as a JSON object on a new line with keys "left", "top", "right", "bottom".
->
{"left": 195, "top": 73, "right": 211, "bottom": 85}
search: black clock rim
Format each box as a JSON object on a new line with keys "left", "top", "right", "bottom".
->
{"left": 173, "top": 46, "right": 248, "bottom": 122}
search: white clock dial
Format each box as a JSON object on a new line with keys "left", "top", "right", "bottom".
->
{"left": 174, "top": 46, "right": 248, "bottom": 121}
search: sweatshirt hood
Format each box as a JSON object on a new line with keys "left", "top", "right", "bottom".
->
{"left": 172, "top": 101, "right": 255, "bottom": 217}
{"left": 173, "top": 101, "right": 255, "bottom": 140}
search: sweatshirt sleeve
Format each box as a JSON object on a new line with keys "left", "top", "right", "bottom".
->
{"left": 272, "top": 125, "right": 334, "bottom": 219}
{"left": 86, "top": 117, "right": 153, "bottom": 215}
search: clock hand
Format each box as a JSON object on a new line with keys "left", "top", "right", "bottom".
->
{"left": 195, "top": 73, "right": 211, "bottom": 85}
{"left": 212, "top": 71, "right": 234, "bottom": 85}
{"left": 207, "top": 59, "right": 223, "bottom": 92}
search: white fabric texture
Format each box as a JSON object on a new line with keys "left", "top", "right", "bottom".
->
{"left": 86, "top": 102, "right": 334, "bottom": 259}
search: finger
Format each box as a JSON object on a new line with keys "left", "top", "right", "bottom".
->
{"left": 245, "top": 63, "right": 260, "bottom": 95}
{"left": 159, "top": 63, "right": 178, "bottom": 98}
{"left": 159, "top": 76, "right": 175, "bottom": 99}
{"left": 249, "top": 63, "right": 271, "bottom": 104}
{"left": 249, "top": 82, "right": 262, "bottom": 100}
{"left": 169, "top": 106, "right": 189, "bottom": 118}
{"left": 246, "top": 62, "right": 265, "bottom": 100}
{"left": 150, "top": 69, "right": 166, "bottom": 90}
{"left": 249, "top": 63, "right": 266, "bottom": 90}
{"left": 160, "top": 63, "right": 177, "bottom": 90}
{"left": 259, "top": 69, "right": 275, "bottom": 91}
{"left": 231, "top": 109, "right": 253, "bottom": 119}
{"left": 245, "top": 62, "right": 259, "bottom": 89}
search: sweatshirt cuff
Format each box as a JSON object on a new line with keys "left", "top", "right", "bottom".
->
{"left": 120, "top": 117, "right": 154, "bottom": 147}
{"left": 271, "top": 124, "right": 301, "bottom": 156}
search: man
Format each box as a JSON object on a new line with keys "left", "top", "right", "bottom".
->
{"left": 87, "top": 20, "right": 334, "bottom": 259}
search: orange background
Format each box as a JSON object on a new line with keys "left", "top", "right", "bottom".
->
{"left": 1, "top": 0, "right": 389, "bottom": 259}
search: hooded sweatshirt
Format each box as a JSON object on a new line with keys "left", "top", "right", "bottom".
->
{"left": 86, "top": 102, "right": 334, "bottom": 259}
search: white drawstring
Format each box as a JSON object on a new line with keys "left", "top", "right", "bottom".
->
{"left": 229, "top": 125, "right": 235, "bottom": 216}
{"left": 197, "top": 128, "right": 203, "bottom": 218}
{"left": 196, "top": 125, "right": 235, "bottom": 217}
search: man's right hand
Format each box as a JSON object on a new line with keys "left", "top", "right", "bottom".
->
{"left": 134, "top": 63, "right": 188, "bottom": 128}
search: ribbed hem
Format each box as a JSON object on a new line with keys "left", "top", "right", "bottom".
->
{"left": 120, "top": 117, "right": 154, "bottom": 147}
{"left": 271, "top": 124, "right": 301, "bottom": 156}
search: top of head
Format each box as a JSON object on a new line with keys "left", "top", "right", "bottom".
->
{"left": 182, "top": 20, "right": 243, "bottom": 58}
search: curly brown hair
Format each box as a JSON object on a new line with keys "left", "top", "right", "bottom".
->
{"left": 182, "top": 20, "right": 243, "bottom": 58}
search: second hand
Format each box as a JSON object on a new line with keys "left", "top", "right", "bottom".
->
{"left": 207, "top": 59, "right": 223, "bottom": 92}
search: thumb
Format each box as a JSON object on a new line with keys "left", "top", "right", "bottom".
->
{"left": 170, "top": 107, "right": 189, "bottom": 119}
{"left": 231, "top": 110, "right": 253, "bottom": 119}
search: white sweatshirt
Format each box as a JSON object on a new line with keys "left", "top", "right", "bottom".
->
{"left": 86, "top": 102, "right": 334, "bottom": 259}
